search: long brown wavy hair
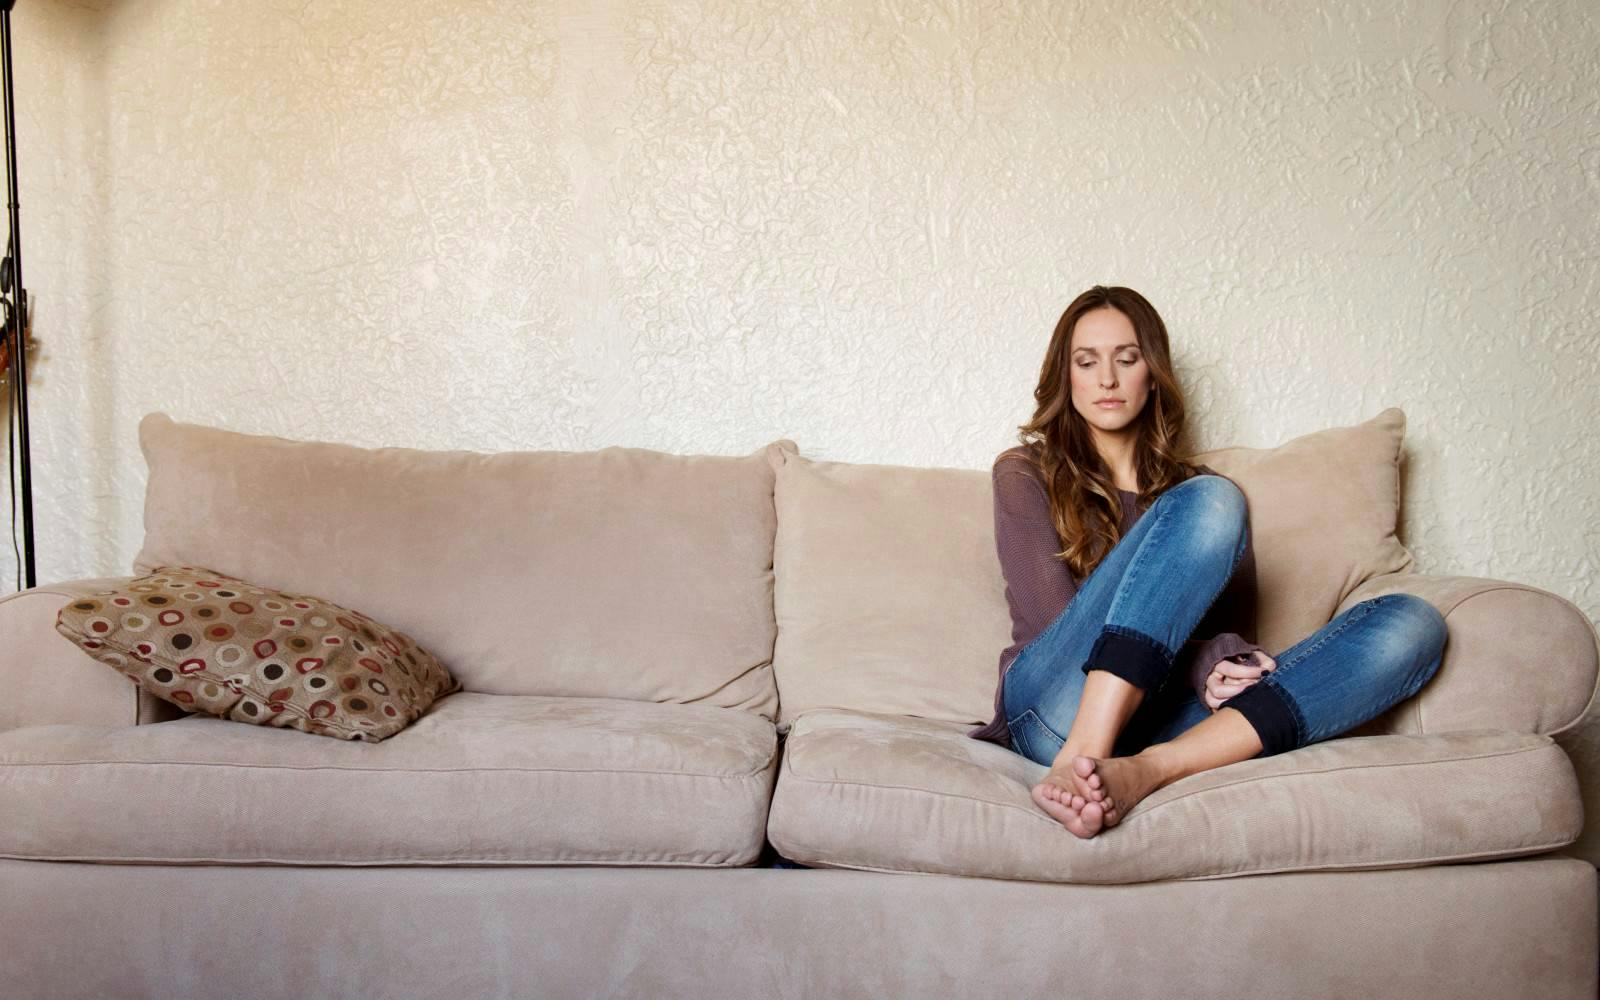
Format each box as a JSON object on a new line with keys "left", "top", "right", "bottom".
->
{"left": 1014, "top": 285, "right": 1205, "bottom": 580}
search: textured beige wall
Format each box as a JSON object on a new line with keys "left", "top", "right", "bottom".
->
{"left": 3, "top": 0, "right": 1596, "bottom": 631}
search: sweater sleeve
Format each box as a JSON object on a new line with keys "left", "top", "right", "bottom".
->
{"left": 968, "top": 456, "right": 1081, "bottom": 745}
{"left": 1177, "top": 465, "right": 1265, "bottom": 701}
{"left": 991, "top": 460, "right": 1080, "bottom": 646}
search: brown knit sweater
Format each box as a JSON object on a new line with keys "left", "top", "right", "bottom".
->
{"left": 967, "top": 447, "right": 1263, "bottom": 749}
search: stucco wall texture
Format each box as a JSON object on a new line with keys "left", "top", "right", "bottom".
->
{"left": 3, "top": 1, "right": 1596, "bottom": 635}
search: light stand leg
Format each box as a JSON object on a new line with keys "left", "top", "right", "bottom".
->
{"left": 0, "top": 2, "right": 35, "bottom": 589}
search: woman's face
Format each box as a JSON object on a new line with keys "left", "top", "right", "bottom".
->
{"left": 1068, "top": 306, "right": 1152, "bottom": 436}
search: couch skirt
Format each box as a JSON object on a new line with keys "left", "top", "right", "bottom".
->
{"left": 1, "top": 856, "right": 1593, "bottom": 999}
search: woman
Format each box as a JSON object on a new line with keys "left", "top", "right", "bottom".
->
{"left": 966, "top": 285, "right": 1448, "bottom": 840}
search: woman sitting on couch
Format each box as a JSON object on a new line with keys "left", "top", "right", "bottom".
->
{"left": 965, "top": 284, "right": 1449, "bottom": 839}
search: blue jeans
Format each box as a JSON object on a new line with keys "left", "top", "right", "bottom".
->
{"left": 1001, "top": 474, "right": 1448, "bottom": 766}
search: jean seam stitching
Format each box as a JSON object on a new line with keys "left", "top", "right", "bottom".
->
{"left": 1260, "top": 597, "right": 1386, "bottom": 743}
{"left": 1099, "top": 623, "right": 1178, "bottom": 661}
{"left": 1009, "top": 709, "right": 1062, "bottom": 764}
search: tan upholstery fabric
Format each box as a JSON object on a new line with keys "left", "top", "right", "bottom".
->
{"left": 0, "top": 580, "right": 153, "bottom": 732}
{"left": 0, "top": 858, "right": 1592, "bottom": 999}
{"left": 55, "top": 567, "right": 461, "bottom": 742}
{"left": 770, "top": 408, "right": 1415, "bottom": 730}
{"left": 133, "top": 413, "right": 790, "bottom": 719}
{"left": 1191, "top": 406, "right": 1416, "bottom": 654}
{"left": 766, "top": 709, "right": 1582, "bottom": 884}
{"left": 1331, "top": 570, "right": 1600, "bottom": 870}
{"left": 0, "top": 692, "right": 777, "bottom": 866}
{"left": 769, "top": 441, "right": 1011, "bottom": 731}
{"left": 1336, "top": 571, "right": 1600, "bottom": 739}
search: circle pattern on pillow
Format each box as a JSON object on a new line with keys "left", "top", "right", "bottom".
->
{"left": 55, "top": 566, "right": 462, "bottom": 742}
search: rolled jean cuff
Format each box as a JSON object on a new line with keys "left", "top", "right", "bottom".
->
{"left": 1080, "top": 625, "right": 1173, "bottom": 692}
{"left": 1224, "top": 681, "right": 1302, "bottom": 757}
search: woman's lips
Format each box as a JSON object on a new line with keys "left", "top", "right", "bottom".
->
{"left": 1096, "top": 400, "right": 1124, "bottom": 408}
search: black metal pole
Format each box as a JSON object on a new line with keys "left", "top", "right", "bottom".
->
{"left": 0, "top": 0, "right": 36, "bottom": 589}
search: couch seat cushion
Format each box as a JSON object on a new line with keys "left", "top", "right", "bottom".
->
{"left": 766, "top": 710, "right": 1582, "bottom": 884}
{"left": 0, "top": 692, "right": 777, "bottom": 867}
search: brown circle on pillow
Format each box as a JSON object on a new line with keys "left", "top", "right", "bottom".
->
{"left": 56, "top": 566, "right": 461, "bottom": 742}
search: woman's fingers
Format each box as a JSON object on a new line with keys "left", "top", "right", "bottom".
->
{"left": 1216, "top": 662, "right": 1267, "bottom": 681}
{"left": 1215, "top": 653, "right": 1275, "bottom": 681}
{"left": 1208, "top": 675, "right": 1258, "bottom": 700}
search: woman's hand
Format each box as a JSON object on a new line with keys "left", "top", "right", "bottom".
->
{"left": 1202, "top": 650, "right": 1277, "bottom": 712}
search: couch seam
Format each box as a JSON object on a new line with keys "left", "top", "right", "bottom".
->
{"left": 1426, "top": 584, "right": 1600, "bottom": 739}
{"left": 783, "top": 837, "right": 1580, "bottom": 885}
{"left": 0, "top": 758, "right": 777, "bottom": 779}
{"left": 0, "top": 852, "right": 763, "bottom": 868}
{"left": 779, "top": 738, "right": 1562, "bottom": 825}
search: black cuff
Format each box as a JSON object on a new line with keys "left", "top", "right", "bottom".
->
{"left": 1224, "top": 681, "right": 1302, "bottom": 757}
{"left": 1080, "top": 626, "right": 1173, "bottom": 692}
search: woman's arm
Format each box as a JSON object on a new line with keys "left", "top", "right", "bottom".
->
{"left": 991, "top": 458, "right": 1079, "bottom": 643}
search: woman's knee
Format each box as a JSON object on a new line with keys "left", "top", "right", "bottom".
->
{"left": 1156, "top": 473, "right": 1248, "bottom": 551}
{"left": 1367, "top": 592, "right": 1449, "bottom": 681}
{"left": 1375, "top": 592, "right": 1447, "bottom": 647}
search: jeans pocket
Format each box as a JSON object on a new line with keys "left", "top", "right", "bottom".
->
{"left": 1007, "top": 709, "right": 1064, "bottom": 767}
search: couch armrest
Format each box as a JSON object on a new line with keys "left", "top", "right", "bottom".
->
{"left": 1335, "top": 571, "right": 1599, "bottom": 739}
{"left": 1336, "top": 571, "right": 1600, "bottom": 870}
{"left": 0, "top": 579, "right": 184, "bottom": 732}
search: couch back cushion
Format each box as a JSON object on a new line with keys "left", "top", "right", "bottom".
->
{"left": 134, "top": 413, "right": 788, "bottom": 718}
{"left": 770, "top": 407, "right": 1415, "bottom": 730}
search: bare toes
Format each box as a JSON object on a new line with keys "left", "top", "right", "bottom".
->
{"left": 1069, "top": 755, "right": 1102, "bottom": 801}
{"left": 1032, "top": 782, "right": 1084, "bottom": 831}
{"left": 1077, "top": 800, "right": 1105, "bottom": 837}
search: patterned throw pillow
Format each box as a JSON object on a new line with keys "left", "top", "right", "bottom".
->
{"left": 55, "top": 566, "right": 461, "bottom": 742}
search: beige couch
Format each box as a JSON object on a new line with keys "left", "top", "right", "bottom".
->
{"left": 1, "top": 407, "right": 1596, "bottom": 999}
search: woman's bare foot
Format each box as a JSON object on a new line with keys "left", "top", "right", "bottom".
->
{"left": 1030, "top": 771, "right": 1091, "bottom": 832}
{"left": 1060, "top": 752, "right": 1167, "bottom": 837}
{"left": 1041, "top": 743, "right": 1111, "bottom": 805}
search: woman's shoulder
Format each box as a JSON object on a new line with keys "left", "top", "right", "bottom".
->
{"left": 992, "top": 444, "right": 1041, "bottom": 476}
